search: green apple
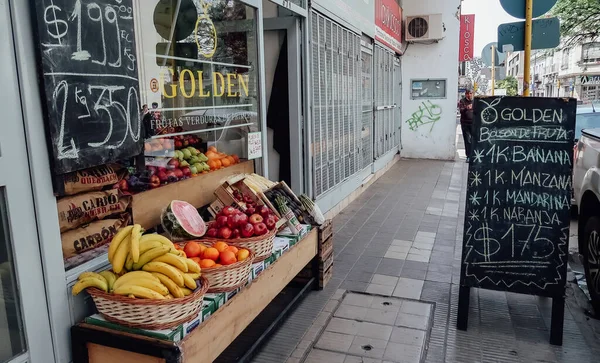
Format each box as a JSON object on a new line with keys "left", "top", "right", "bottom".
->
{"left": 182, "top": 149, "right": 192, "bottom": 159}
{"left": 189, "top": 165, "right": 198, "bottom": 175}
{"left": 180, "top": 160, "right": 190, "bottom": 167}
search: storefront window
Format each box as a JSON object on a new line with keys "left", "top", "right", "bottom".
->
{"left": 582, "top": 42, "right": 600, "bottom": 64}
{"left": 0, "top": 190, "right": 26, "bottom": 361}
{"left": 137, "top": 0, "right": 260, "bottom": 172}
{"left": 410, "top": 79, "right": 447, "bottom": 99}
{"left": 581, "top": 85, "right": 600, "bottom": 103}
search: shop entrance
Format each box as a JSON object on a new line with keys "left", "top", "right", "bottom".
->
{"left": 263, "top": 2, "right": 305, "bottom": 194}
{"left": 0, "top": 3, "right": 54, "bottom": 362}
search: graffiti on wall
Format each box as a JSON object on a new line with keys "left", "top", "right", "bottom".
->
{"left": 406, "top": 100, "right": 443, "bottom": 132}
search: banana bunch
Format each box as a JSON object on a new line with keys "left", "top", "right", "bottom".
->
{"left": 71, "top": 225, "right": 202, "bottom": 299}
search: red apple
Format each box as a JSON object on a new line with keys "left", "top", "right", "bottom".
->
{"left": 265, "top": 216, "right": 276, "bottom": 230}
{"left": 227, "top": 214, "right": 241, "bottom": 229}
{"left": 175, "top": 140, "right": 183, "bottom": 149}
{"left": 222, "top": 206, "right": 237, "bottom": 216}
{"left": 253, "top": 223, "right": 268, "bottom": 236}
{"left": 181, "top": 167, "right": 192, "bottom": 177}
{"left": 218, "top": 227, "right": 232, "bottom": 239}
{"left": 173, "top": 168, "right": 184, "bottom": 179}
{"left": 232, "top": 229, "right": 241, "bottom": 239}
{"left": 167, "top": 158, "right": 180, "bottom": 169}
{"left": 149, "top": 175, "right": 161, "bottom": 189}
{"left": 249, "top": 214, "right": 263, "bottom": 225}
{"left": 146, "top": 166, "right": 157, "bottom": 175}
{"left": 237, "top": 213, "right": 248, "bottom": 227}
{"left": 259, "top": 206, "right": 271, "bottom": 218}
{"left": 241, "top": 223, "right": 255, "bottom": 238}
{"left": 157, "top": 171, "right": 168, "bottom": 182}
{"left": 206, "top": 228, "right": 218, "bottom": 238}
{"left": 246, "top": 206, "right": 256, "bottom": 216}
{"left": 216, "top": 216, "right": 228, "bottom": 228}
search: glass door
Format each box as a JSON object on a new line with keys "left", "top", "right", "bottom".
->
{"left": 0, "top": 2, "right": 54, "bottom": 363}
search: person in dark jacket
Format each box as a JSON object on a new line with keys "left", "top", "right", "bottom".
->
{"left": 459, "top": 89, "right": 474, "bottom": 162}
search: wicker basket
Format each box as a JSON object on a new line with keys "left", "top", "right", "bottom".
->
{"left": 204, "top": 224, "right": 276, "bottom": 262}
{"left": 87, "top": 275, "right": 209, "bottom": 330}
{"left": 194, "top": 245, "right": 255, "bottom": 293}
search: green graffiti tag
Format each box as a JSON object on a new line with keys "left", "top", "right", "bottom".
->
{"left": 406, "top": 101, "right": 443, "bottom": 132}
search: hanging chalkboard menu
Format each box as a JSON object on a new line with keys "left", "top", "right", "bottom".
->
{"left": 31, "top": 0, "right": 142, "bottom": 176}
{"left": 457, "top": 96, "right": 576, "bottom": 345}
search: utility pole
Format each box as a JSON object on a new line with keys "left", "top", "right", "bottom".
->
{"left": 523, "top": 0, "right": 533, "bottom": 96}
{"left": 491, "top": 45, "right": 496, "bottom": 96}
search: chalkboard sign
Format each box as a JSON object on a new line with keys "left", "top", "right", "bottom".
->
{"left": 31, "top": 0, "right": 143, "bottom": 175}
{"left": 460, "top": 96, "right": 576, "bottom": 296}
{"left": 457, "top": 96, "right": 577, "bottom": 345}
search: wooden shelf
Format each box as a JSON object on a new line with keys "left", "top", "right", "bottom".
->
{"left": 132, "top": 161, "right": 254, "bottom": 230}
{"left": 71, "top": 229, "right": 319, "bottom": 363}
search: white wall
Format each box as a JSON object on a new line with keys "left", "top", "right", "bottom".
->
{"left": 400, "top": 0, "right": 461, "bottom": 160}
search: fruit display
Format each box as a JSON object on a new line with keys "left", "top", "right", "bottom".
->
{"left": 161, "top": 200, "right": 207, "bottom": 240}
{"left": 179, "top": 240, "right": 250, "bottom": 269}
{"left": 206, "top": 205, "right": 278, "bottom": 240}
{"left": 274, "top": 196, "right": 303, "bottom": 235}
{"left": 72, "top": 224, "right": 202, "bottom": 300}
{"left": 144, "top": 134, "right": 202, "bottom": 154}
{"left": 205, "top": 146, "right": 240, "bottom": 171}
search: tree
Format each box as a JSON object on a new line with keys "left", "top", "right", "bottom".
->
{"left": 552, "top": 0, "right": 600, "bottom": 47}
{"left": 496, "top": 76, "right": 518, "bottom": 96}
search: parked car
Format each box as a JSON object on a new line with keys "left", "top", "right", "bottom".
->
{"left": 572, "top": 127, "right": 600, "bottom": 314}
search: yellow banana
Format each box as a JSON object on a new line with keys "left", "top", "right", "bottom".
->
{"left": 108, "top": 226, "right": 133, "bottom": 263}
{"left": 181, "top": 287, "right": 193, "bottom": 296}
{"left": 152, "top": 253, "right": 188, "bottom": 272}
{"left": 112, "top": 236, "right": 131, "bottom": 274}
{"left": 113, "top": 271, "right": 159, "bottom": 290}
{"left": 99, "top": 270, "right": 117, "bottom": 291}
{"left": 113, "top": 285, "right": 165, "bottom": 299}
{"left": 132, "top": 246, "right": 170, "bottom": 270}
{"left": 183, "top": 274, "right": 197, "bottom": 290}
{"left": 118, "top": 278, "right": 169, "bottom": 296}
{"left": 78, "top": 271, "right": 104, "bottom": 281}
{"left": 186, "top": 272, "right": 201, "bottom": 280}
{"left": 125, "top": 253, "right": 134, "bottom": 271}
{"left": 142, "top": 262, "right": 184, "bottom": 287}
{"left": 72, "top": 277, "right": 108, "bottom": 295}
{"left": 139, "top": 234, "right": 174, "bottom": 249}
{"left": 128, "top": 294, "right": 136, "bottom": 299}
{"left": 151, "top": 272, "right": 184, "bottom": 298}
{"left": 165, "top": 294, "right": 174, "bottom": 299}
{"left": 139, "top": 240, "right": 163, "bottom": 254}
{"left": 185, "top": 259, "right": 201, "bottom": 273}
{"left": 130, "top": 224, "right": 142, "bottom": 263}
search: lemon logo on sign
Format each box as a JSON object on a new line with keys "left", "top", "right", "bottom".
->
{"left": 195, "top": 0, "right": 218, "bottom": 58}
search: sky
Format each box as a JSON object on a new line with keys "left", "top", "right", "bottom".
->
{"left": 461, "top": 0, "right": 520, "bottom": 57}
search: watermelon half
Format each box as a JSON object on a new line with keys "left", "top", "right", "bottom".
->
{"left": 161, "top": 200, "right": 206, "bottom": 240}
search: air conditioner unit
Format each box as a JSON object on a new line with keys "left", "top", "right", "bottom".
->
{"left": 405, "top": 14, "right": 444, "bottom": 42}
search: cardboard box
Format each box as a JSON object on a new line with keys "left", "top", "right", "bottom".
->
{"left": 252, "top": 261, "right": 265, "bottom": 279}
{"left": 278, "top": 224, "right": 311, "bottom": 241}
{"left": 183, "top": 299, "right": 215, "bottom": 337}
{"left": 273, "top": 237, "right": 291, "bottom": 255}
{"left": 204, "top": 293, "right": 225, "bottom": 311}
{"left": 225, "top": 287, "right": 241, "bottom": 302}
{"left": 85, "top": 314, "right": 184, "bottom": 342}
{"left": 263, "top": 254, "right": 276, "bottom": 269}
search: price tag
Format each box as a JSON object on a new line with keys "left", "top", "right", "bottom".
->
{"left": 247, "top": 132, "right": 262, "bottom": 160}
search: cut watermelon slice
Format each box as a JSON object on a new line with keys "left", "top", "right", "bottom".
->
{"left": 161, "top": 200, "right": 206, "bottom": 240}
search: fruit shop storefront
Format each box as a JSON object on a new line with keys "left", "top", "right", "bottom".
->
{"left": 0, "top": 1, "right": 319, "bottom": 363}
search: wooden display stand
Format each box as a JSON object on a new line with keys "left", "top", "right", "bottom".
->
{"left": 71, "top": 229, "right": 319, "bottom": 363}
{"left": 132, "top": 161, "right": 254, "bottom": 229}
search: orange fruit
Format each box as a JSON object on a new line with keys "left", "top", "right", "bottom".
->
{"left": 237, "top": 249, "right": 250, "bottom": 262}
{"left": 215, "top": 159, "right": 222, "bottom": 169}
{"left": 207, "top": 160, "right": 218, "bottom": 170}
{"left": 226, "top": 246, "right": 239, "bottom": 254}
{"left": 202, "top": 247, "right": 220, "bottom": 261}
{"left": 191, "top": 257, "right": 202, "bottom": 265}
{"left": 220, "top": 250, "right": 237, "bottom": 265}
{"left": 213, "top": 241, "right": 229, "bottom": 253}
{"left": 221, "top": 157, "right": 231, "bottom": 167}
{"left": 227, "top": 156, "right": 236, "bottom": 165}
{"left": 200, "top": 259, "right": 216, "bottom": 268}
{"left": 213, "top": 264, "right": 222, "bottom": 268}
{"left": 184, "top": 242, "right": 202, "bottom": 258}
{"left": 206, "top": 151, "right": 218, "bottom": 160}
{"left": 208, "top": 146, "right": 217, "bottom": 152}
{"left": 232, "top": 154, "right": 240, "bottom": 163}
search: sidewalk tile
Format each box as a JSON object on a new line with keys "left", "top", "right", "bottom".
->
{"left": 366, "top": 283, "right": 396, "bottom": 296}
{"left": 305, "top": 349, "right": 346, "bottom": 363}
{"left": 390, "top": 326, "right": 426, "bottom": 346}
{"left": 315, "top": 331, "right": 354, "bottom": 352}
{"left": 372, "top": 274, "right": 400, "bottom": 286}
{"left": 392, "top": 278, "right": 424, "bottom": 299}
{"left": 348, "top": 336, "right": 387, "bottom": 359}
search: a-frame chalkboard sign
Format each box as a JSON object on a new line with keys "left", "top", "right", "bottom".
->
{"left": 29, "top": 0, "right": 144, "bottom": 193}
{"left": 457, "top": 96, "right": 577, "bottom": 346}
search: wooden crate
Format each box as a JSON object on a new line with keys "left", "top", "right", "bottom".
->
{"left": 319, "top": 265, "right": 333, "bottom": 289}
{"left": 320, "top": 236, "right": 333, "bottom": 258}
{"left": 318, "top": 220, "right": 333, "bottom": 244}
